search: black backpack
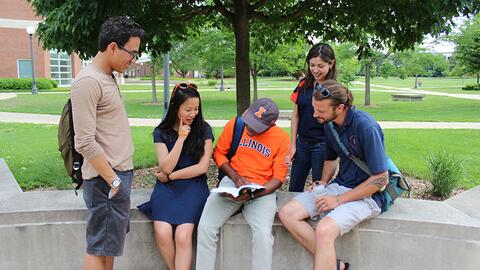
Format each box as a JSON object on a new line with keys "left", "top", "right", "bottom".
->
{"left": 58, "top": 98, "right": 83, "bottom": 194}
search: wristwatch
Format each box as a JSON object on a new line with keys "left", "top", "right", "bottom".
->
{"left": 110, "top": 176, "right": 121, "bottom": 188}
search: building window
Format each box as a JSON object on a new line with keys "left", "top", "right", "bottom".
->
{"left": 50, "top": 50, "right": 72, "bottom": 86}
{"left": 17, "top": 59, "right": 33, "bottom": 78}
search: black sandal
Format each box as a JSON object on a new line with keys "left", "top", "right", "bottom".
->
{"left": 336, "top": 259, "right": 350, "bottom": 270}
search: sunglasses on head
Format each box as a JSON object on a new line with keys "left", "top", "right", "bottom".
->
{"left": 314, "top": 83, "right": 332, "bottom": 98}
{"left": 314, "top": 83, "right": 347, "bottom": 106}
{"left": 171, "top": 83, "right": 198, "bottom": 102}
{"left": 173, "top": 83, "right": 198, "bottom": 91}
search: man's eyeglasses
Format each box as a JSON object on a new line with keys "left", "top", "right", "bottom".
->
{"left": 118, "top": 44, "right": 139, "bottom": 60}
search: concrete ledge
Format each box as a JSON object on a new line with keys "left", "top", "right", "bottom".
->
{"left": 0, "top": 158, "right": 22, "bottom": 200}
{"left": 446, "top": 186, "right": 480, "bottom": 221}
{"left": 391, "top": 93, "right": 425, "bottom": 101}
{"left": 278, "top": 109, "right": 292, "bottom": 120}
{"left": 1, "top": 160, "right": 479, "bottom": 269}
{"left": 1, "top": 189, "right": 479, "bottom": 269}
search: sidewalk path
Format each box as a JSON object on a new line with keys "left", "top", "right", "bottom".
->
{"left": 0, "top": 93, "right": 17, "bottom": 100}
{"left": 353, "top": 81, "right": 480, "bottom": 100}
{"left": 1, "top": 112, "right": 479, "bottom": 129}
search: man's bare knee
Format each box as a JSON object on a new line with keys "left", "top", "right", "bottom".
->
{"left": 315, "top": 217, "right": 340, "bottom": 244}
{"left": 279, "top": 200, "right": 308, "bottom": 223}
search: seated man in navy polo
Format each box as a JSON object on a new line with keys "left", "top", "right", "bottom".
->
{"left": 279, "top": 79, "right": 389, "bottom": 270}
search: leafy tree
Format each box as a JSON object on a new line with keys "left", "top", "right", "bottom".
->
{"left": 378, "top": 60, "right": 397, "bottom": 78}
{"left": 359, "top": 50, "right": 386, "bottom": 105}
{"left": 392, "top": 49, "right": 449, "bottom": 87}
{"left": 333, "top": 43, "right": 360, "bottom": 86}
{"left": 452, "top": 14, "right": 480, "bottom": 83}
{"left": 170, "top": 41, "right": 202, "bottom": 78}
{"left": 249, "top": 42, "right": 271, "bottom": 101}
{"left": 249, "top": 22, "right": 301, "bottom": 100}
{"left": 30, "top": 0, "right": 479, "bottom": 114}
{"left": 268, "top": 42, "right": 309, "bottom": 80}
{"left": 395, "top": 50, "right": 425, "bottom": 88}
{"left": 194, "top": 29, "right": 235, "bottom": 79}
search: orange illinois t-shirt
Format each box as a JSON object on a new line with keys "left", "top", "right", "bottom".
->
{"left": 213, "top": 117, "right": 291, "bottom": 186}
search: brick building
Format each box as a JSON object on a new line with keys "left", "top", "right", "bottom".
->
{"left": 0, "top": 0, "right": 82, "bottom": 86}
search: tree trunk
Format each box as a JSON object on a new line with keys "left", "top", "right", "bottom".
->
{"left": 151, "top": 59, "right": 157, "bottom": 103}
{"left": 251, "top": 65, "right": 258, "bottom": 101}
{"left": 364, "top": 63, "right": 371, "bottom": 106}
{"left": 477, "top": 73, "right": 479, "bottom": 84}
{"left": 414, "top": 75, "right": 418, "bottom": 89}
{"left": 233, "top": 0, "right": 250, "bottom": 115}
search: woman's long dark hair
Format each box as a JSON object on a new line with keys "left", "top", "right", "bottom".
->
{"left": 156, "top": 85, "right": 207, "bottom": 162}
{"left": 302, "top": 43, "right": 337, "bottom": 93}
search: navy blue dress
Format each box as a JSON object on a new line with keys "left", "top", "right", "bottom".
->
{"left": 138, "top": 123, "right": 213, "bottom": 225}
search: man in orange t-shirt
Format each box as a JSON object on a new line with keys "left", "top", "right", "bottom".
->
{"left": 196, "top": 98, "right": 290, "bottom": 270}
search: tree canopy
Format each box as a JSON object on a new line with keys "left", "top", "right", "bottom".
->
{"left": 452, "top": 14, "right": 480, "bottom": 82}
{"left": 30, "top": 0, "right": 479, "bottom": 113}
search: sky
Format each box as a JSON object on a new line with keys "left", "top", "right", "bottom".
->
{"left": 420, "top": 16, "right": 468, "bottom": 55}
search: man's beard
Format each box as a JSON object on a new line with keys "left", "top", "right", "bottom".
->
{"left": 316, "top": 110, "right": 338, "bottom": 124}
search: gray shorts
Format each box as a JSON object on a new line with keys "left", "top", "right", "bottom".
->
{"left": 294, "top": 183, "right": 381, "bottom": 235}
{"left": 82, "top": 170, "right": 133, "bottom": 256}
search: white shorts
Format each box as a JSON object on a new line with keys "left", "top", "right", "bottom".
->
{"left": 294, "top": 183, "right": 381, "bottom": 235}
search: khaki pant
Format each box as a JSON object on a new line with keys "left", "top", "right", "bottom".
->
{"left": 196, "top": 177, "right": 277, "bottom": 270}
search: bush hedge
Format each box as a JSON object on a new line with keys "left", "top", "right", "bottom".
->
{"left": 462, "top": 84, "right": 480, "bottom": 91}
{"left": 0, "top": 78, "right": 57, "bottom": 91}
{"left": 207, "top": 80, "right": 217, "bottom": 86}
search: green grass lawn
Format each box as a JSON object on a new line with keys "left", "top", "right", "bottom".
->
{"left": 1, "top": 87, "right": 479, "bottom": 121}
{"left": 354, "top": 91, "right": 480, "bottom": 122}
{"left": 1, "top": 123, "right": 478, "bottom": 190}
{"left": 3, "top": 76, "right": 479, "bottom": 94}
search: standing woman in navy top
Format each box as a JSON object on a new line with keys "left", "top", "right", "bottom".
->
{"left": 289, "top": 43, "right": 337, "bottom": 191}
{"left": 138, "top": 83, "right": 213, "bottom": 270}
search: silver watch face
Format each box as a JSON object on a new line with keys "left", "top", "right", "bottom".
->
{"left": 111, "top": 178, "right": 121, "bottom": 188}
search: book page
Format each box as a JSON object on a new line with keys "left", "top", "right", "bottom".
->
{"left": 211, "top": 187, "right": 242, "bottom": 197}
{"left": 211, "top": 184, "right": 265, "bottom": 198}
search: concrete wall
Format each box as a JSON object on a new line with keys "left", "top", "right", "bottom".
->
{"left": 1, "top": 159, "right": 479, "bottom": 270}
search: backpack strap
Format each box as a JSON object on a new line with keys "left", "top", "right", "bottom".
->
{"left": 227, "top": 116, "right": 245, "bottom": 160}
{"left": 217, "top": 116, "right": 245, "bottom": 181}
{"left": 327, "top": 122, "right": 372, "bottom": 176}
{"left": 67, "top": 99, "right": 84, "bottom": 195}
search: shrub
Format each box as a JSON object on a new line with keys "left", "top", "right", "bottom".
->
{"left": 0, "top": 78, "right": 57, "bottom": 91}
{"left": 207, "top": 80, "right": 217, "bottom": 86}
{"left": 426, "top": 151, "right": 463, "bottom": 199}
{"left": 462, "top": 84, "right": 480, "bottom": 91}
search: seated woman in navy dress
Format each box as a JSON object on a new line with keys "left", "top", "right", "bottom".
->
{"left": 138, "top": 83, "right": 213, "bottom": 270}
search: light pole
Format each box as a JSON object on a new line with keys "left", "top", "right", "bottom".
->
{"left": 26, "top": 26, "right": 38, "bottom": 95}
{"left": 163, "top": 52, "right": 170, "bottom": 119}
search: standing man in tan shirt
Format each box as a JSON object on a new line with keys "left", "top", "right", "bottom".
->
{"left": 70, "top": 16, "right": 144, "bottom": 270}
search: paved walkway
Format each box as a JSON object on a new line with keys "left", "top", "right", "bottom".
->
{"left": 1, "top": 111, "right": 479, "bottom": 129}
{"left": 353, "top": 82, "right": 480, "bottom": 100}
{"left": 0, "top": 93, "right": 16, "bottom": 100}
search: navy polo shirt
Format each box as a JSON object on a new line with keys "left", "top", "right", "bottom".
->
{"left": 290, "top": 81, "right": 325, "bottom": 141}
{"left": 324, "top": 107, "right": 387, "bottom": 206}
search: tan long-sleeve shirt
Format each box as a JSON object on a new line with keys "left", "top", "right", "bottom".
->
{"left": 71, "top": 64, "right": 134, "bottom": 179}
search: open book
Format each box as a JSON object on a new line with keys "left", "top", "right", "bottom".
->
{"left": 211, "top": 184, "right": 265, "bottom": 198}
